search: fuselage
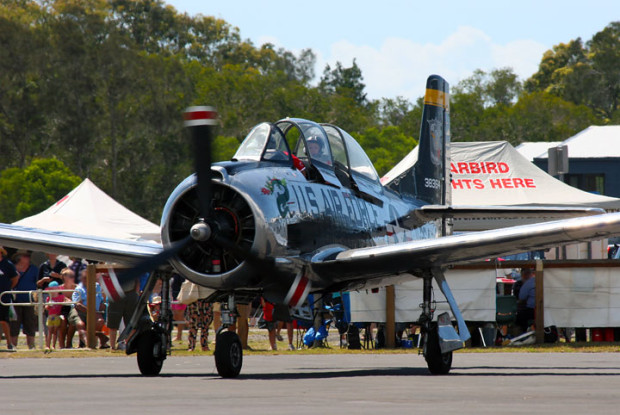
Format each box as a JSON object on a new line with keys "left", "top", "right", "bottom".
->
{"left": 161, "top": 160, "right": 438, "bottom": 292}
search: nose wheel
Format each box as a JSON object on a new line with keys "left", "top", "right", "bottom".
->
{"left": 214, "top": 329, "right": 243, "bottom": 378}
{"left": 137, "top": 331, "right": 166, "bottom": 376}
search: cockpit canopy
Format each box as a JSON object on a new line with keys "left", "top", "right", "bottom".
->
{"left": 232, "top": 118, "right": 380, "bottom": 183}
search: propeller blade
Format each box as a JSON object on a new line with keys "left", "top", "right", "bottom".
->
{"left": 183, "top": 106, "right": 218, "bottom": 220}
{"left": 99, "top": 235, "right": 191, "bottom": 302}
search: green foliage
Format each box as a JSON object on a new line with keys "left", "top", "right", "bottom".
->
{"left": 357, "top": 126, "right": 417, "bottom": 176}
{"left": 452, "top": 67, "right": 599, "bottom": 144}
{"left": 0, "top": 158, "right": 82, "bottom": 222}
{"left": 0, "top": 0, "right": 617, "bottom": 221}
{"left": 320, "top": 60, "right": 368, "bottom": 106}
{"left": 525, "top": 22, "right": 620, "bottom": 120}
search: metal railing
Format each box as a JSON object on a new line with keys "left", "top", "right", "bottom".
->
{"left": 0, "top": 289, "right": 77, "bottom": 350}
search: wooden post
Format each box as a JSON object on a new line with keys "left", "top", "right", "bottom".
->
{"left": 86, "top": 264, "right": 97, "bottom": 349}
{"left": 535, "top": 260, "right": 545, "bottom": 344}
{"left": 385, "top": 285, "right": 396, "bottom": 348}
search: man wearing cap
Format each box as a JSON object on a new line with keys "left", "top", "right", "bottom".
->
{"left": 0, "top": 247, "right": 18, "bottom": 350}
{"left": 10, "top": 250, "right": 38, "bottom": 349}
{"left": 69, "top": 268, "right": 108, "bottom": 348}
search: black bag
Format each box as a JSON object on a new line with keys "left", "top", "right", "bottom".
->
{"left": 347, "top": 324, "right": 361, "bottom": 349}
{"left": 544, "top": 326, "right": 559, "bottom": 343}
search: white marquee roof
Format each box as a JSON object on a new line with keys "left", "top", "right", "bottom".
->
{"left": 383, "top": 141, "right": 620, "bottom": 210}
{"left": 14, "top": 179, "right": 161, "bottom": 243}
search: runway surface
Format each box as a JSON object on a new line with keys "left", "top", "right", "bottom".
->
{"left": 2, "top": 352, "right": 620, "bottom": 414}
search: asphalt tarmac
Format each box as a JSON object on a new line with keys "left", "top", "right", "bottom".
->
{"left": 2, "top": 352, "right": 620, "bottom": 414}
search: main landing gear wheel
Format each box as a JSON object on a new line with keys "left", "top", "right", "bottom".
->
{"left": 424, "top": 324, "right": 453, "bottom": 375}
{"left": 137, "top": 331, "right": 165, "bottom": 376}
{"left": 214, "top": 330, "right": 243, "bottom": 378}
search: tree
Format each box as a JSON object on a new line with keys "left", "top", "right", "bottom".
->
{"left": 454, "top": 68, "right": 522, "bottom": 107}
{"left": 525, "top": 22, "right": 620, "bottom": 120}
{"left": 0, "top": 158, "right": 82, "bottom": 222}
{"left": 507, "top": 91, "right": 599, "bottom": 143}
{"left": 357, "top": 126, "right": 417, "bottom": 176}
{"left": 319, "top": 59, "right": 368, "bottom": 106}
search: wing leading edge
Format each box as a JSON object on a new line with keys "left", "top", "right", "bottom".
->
{"left": 0, "top": 223, "right": 162, "bottom": 264}
{"left": 310, "top": 212, "right": 620, "bottom": 281}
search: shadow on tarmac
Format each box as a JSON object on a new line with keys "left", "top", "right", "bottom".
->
{"left": 2, "top": 365, "right": 620, "bottom": 380}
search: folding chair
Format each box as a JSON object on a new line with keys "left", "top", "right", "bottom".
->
{"left": 496, "top": 295, "right": 517, "bottom": 344}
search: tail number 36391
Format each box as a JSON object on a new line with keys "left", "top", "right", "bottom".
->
{"left": 424, "top": 178, "right": 441, "bottom": 189}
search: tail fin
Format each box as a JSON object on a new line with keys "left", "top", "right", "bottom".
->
{"left": 413, "top": 75, "right": 451, "bottom": 205}
{"left": 384, "top": 75, "right": 451, "bottom": 206}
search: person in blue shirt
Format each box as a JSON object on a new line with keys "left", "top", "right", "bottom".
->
{"left": 516, "top": 268, "right": 536, "bottom": 333}
{"left": 10, "top": 251, "right": 38, "bottom": 349}
{"left": 68, "top": 268, "right": 108, "bottom": 348}
{"left": 0, "top": 246, "right": 18, "bottom": 350}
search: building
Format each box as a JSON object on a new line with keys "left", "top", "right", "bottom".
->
{"left": 532, "top": 126, "right": 620, "bottom": 198}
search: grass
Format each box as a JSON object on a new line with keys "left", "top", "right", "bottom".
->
{"left": 2, "top": 328, "right": 620, "bottom": 359}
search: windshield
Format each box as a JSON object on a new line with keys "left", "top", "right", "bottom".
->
{"left": 233, "top": 123, "right": 270, "bottom": 161}
{"left": 261, "top": 125, "right": 292, "bottom": 163}
{"left": 339, "top": 128, "right": 379, "bottom": 181}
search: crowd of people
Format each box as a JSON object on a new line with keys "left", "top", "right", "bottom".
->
{"left": 0, "top": 246, "right": 306, "bottom": 352}
{"left": 0, "top": 247, "right": 115, "bottom": 351}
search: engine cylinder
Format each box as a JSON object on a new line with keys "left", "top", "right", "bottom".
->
{"left": 161, "top": 176, "right": 256, "bottom": 289}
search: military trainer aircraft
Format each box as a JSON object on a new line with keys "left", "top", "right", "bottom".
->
{"left": 2, "top": 75, "right": 620, "bottom": 377}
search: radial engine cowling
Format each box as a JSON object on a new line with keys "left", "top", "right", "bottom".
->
{"left": 161, "top": 175, "right": 258, "bottom": 289}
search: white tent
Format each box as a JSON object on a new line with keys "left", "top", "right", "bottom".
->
{"left": 14, "top": 179, "right": 161, "bottom": 243}
{"left": 383, "top": 141, "right": 620, "bottom": 213}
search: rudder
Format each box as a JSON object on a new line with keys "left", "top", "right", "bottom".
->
{"left": 385, "top": 75, "right": 451, "bottom": 206}
{"left": 413, "top": 75, "right": 451, "bottom": 205}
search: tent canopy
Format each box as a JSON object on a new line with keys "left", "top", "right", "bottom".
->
{"left": 14, "top": 179, "right": 161, "bottom": 243}
{"left": 382, "top": 141, "right": 620, "bottom": 230}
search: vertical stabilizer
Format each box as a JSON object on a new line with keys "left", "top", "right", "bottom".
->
{"left": 383, "top": 75, "right": 451, "bottom": 208}
{"left": 413, "top": 75, "right": 451, "bottom": 206}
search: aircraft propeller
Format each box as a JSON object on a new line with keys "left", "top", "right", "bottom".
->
{"left": 102, "top": 107, "right": 285, "bottom": 301}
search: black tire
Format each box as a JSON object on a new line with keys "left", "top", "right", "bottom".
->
{"left": 214, "top": 331, "right": 243, "bottom": 378}
{"left": 424, "top": 325, "right": 453, "bottom": 375}
{"left": 137, "top": 331, "right": 165, "bottom": 376}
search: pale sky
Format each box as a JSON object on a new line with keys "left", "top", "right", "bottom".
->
{"left": 166, "top": 0, "right": 619, "bottom": 101}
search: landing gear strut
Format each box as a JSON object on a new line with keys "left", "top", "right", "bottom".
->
{"left": 419, "top": 271, "right": 453, "bottom": 374}
{"left": 214, "top": 296, "right": 243, "bottom": 378}
{"left": 122, "top": 271, "right": 172, "bottom": 376}
{"left": 417, "top": 268, "right": 472, "bottom": 374}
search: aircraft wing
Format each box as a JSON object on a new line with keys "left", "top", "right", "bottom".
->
{"left": 0, "top": 223, "right": 162, "bottom": 264}
{"left": 310, "top": 212, "right": 620, "bottom": 281}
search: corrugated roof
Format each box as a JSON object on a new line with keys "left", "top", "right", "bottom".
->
{"left": 535, "top": 126, "right": 620, "bottom": 159}
{"left": 516, "top": 142, "right": 562, "bottom": 161}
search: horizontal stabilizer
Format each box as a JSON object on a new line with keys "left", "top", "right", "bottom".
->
{"left": 415, "top": 205, "right": 605, "bottom": 221}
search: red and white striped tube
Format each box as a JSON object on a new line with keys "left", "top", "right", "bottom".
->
{"left": 98, "top": 268, "right": 125, "bottom": 302}
{"left": 284, "top": 273, "right": 312, "bottom": 308}
{"left": 183, "top": 106, "right": 218, "bottom": 127}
